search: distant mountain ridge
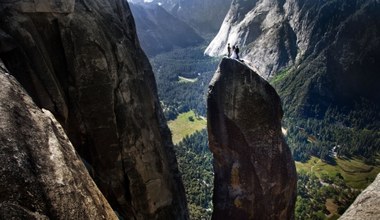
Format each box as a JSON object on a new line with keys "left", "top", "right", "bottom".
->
{"left": 130, "top": 2, "right": 204, "bottom": 56}
{"left": 128, "top": 0, "right": 232, "bottom": 35}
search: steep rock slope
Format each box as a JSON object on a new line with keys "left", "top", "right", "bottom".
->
{"left": 340, "top": 173, "right": 380, "bottom": 220}
{"left": 129, "top": 3, "right": 203, "bottom": 56}
{"left": 207, "top": 58, "right": 297, "bottom": 219}
{"left": 0, "top": 64, "right": 117, "bottom": 219}
{"left": 205, "top": 0, "right": 297, "bottom": 77}
{"left": 0, "top": 0, "right": 188, "bottom": 219}
{"left": 206, "top": 0, "right": 380, "bottom": 116}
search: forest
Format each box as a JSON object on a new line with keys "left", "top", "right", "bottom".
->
{"left": 150, "top": 46, "right": 218, "bottom": 120}
{"left": 295, "top": 171, "right": 360, "bottom": 219}
{"left": 272, "top": 81, "right": 380, "bottom": 164}
{"left": 174, "top": 130, "right": 213, "bottom": 220}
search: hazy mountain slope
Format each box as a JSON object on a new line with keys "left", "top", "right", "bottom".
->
{"left": 130, "top": 3, "right": 204, "bottom": 56}
{"left": 129, "top": 0, "right": 232, "bottom": 35}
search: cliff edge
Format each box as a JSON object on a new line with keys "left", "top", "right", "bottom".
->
{"left": 207, "top": 58, "right": 297, "bottom": 219}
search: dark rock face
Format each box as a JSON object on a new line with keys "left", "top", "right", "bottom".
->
{"left": 340, "top": 173, "right": 380, "bottom": 220}
{"left": 207, "top": 58, "right": 297, "bottom": 219}
{"left": 0, "top": 0, "right": 188, "bottom": 219}
{"left": 129, "top": 3, "right": 204, "bottom": 56}
{"left": 0, "top": 65, "right": 117, "bottom": 219}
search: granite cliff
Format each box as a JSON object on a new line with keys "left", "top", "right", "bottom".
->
{"left": 0, "top": 63, "right": 117, "bottom": 220}
{"left": 0, "top": 0, "right": 188, "bottom": 219}
{"left": 207, "top": 58, "right": 297, "bottom": 219}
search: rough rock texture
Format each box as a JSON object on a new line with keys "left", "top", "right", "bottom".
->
{"left": 129, "top": 3, "right": 203, "bottom": 56}
{"left": 206, "top": 0, "right": 380, "bottom": 117}
{"left": 205, "top": 0, "right": 298, "bottom": 77}
{"left": 0, "top": 0, "right": 188, "bottom": 219}
{"left": 340, "top": 173, "right": 380, "bottom": 220}
{"left": 129, "top": 0, "right": 232, "bottom": 34}
{"left": 0, "top": 65, "right": 117, "bottom": 220}
{"left": 0, "top": 0, "right": 75, "bottom": 13}
{"left": 207, "top": 58, "right": 297, "bottom": 220}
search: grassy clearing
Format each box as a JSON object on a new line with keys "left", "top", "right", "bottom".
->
{"left": 269, "top": 67, "right": 290, "bottom": 85}
{"left": 296, "top": 156, "right": 380, "bottom": 218}
{"left": 178, "top": 76, "right": 198, "bottom": 83}
{"left": 296, "top": 156, "right": 380, "bottom": 189}
{"left": 168, "top": 110, "right": 207, "bottom": 144}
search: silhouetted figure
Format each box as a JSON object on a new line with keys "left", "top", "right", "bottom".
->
{"left": 227, "top": 43, "right": 231, "bottom": 57}
{"left": 231, "top": 45, "right": 237, "bottom": 59}
{"left": 235, "top": 45, "right": 240, "bottom": 60}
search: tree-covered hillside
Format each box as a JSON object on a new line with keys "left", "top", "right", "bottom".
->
{"left": 150, "top": 46, "right": 219, "bottom": 120}
{"left": 270, "top": 69, "right": 380, "bottom": 219}
{"left": 174, "top": 130, "right": 213, "bottom": 220}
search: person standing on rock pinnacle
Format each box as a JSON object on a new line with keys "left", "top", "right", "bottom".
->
{"left": 227, "top": 43, "right": 231, "bottom": 57}
{"left": 231, "top": 45, "right": 237, "bottom": 59}
{"left": 235, "top": 45, "right": 240, "bottom": 60}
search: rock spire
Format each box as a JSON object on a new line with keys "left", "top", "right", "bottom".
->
{"left": 207, "top": 58, "right": 297, "bottom": 219}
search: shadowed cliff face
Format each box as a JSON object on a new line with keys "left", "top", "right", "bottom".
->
{"left": 207, "top": 58, "right": 297, "bottom": 220}
{"left": 0, "top": 64, "right": 117, "bottom": 219}
{"left": 0, "top": 0, "right": 188, "bottom": 219}
{"left": 129, "top": 3, "right": 204, "bottom": 57}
